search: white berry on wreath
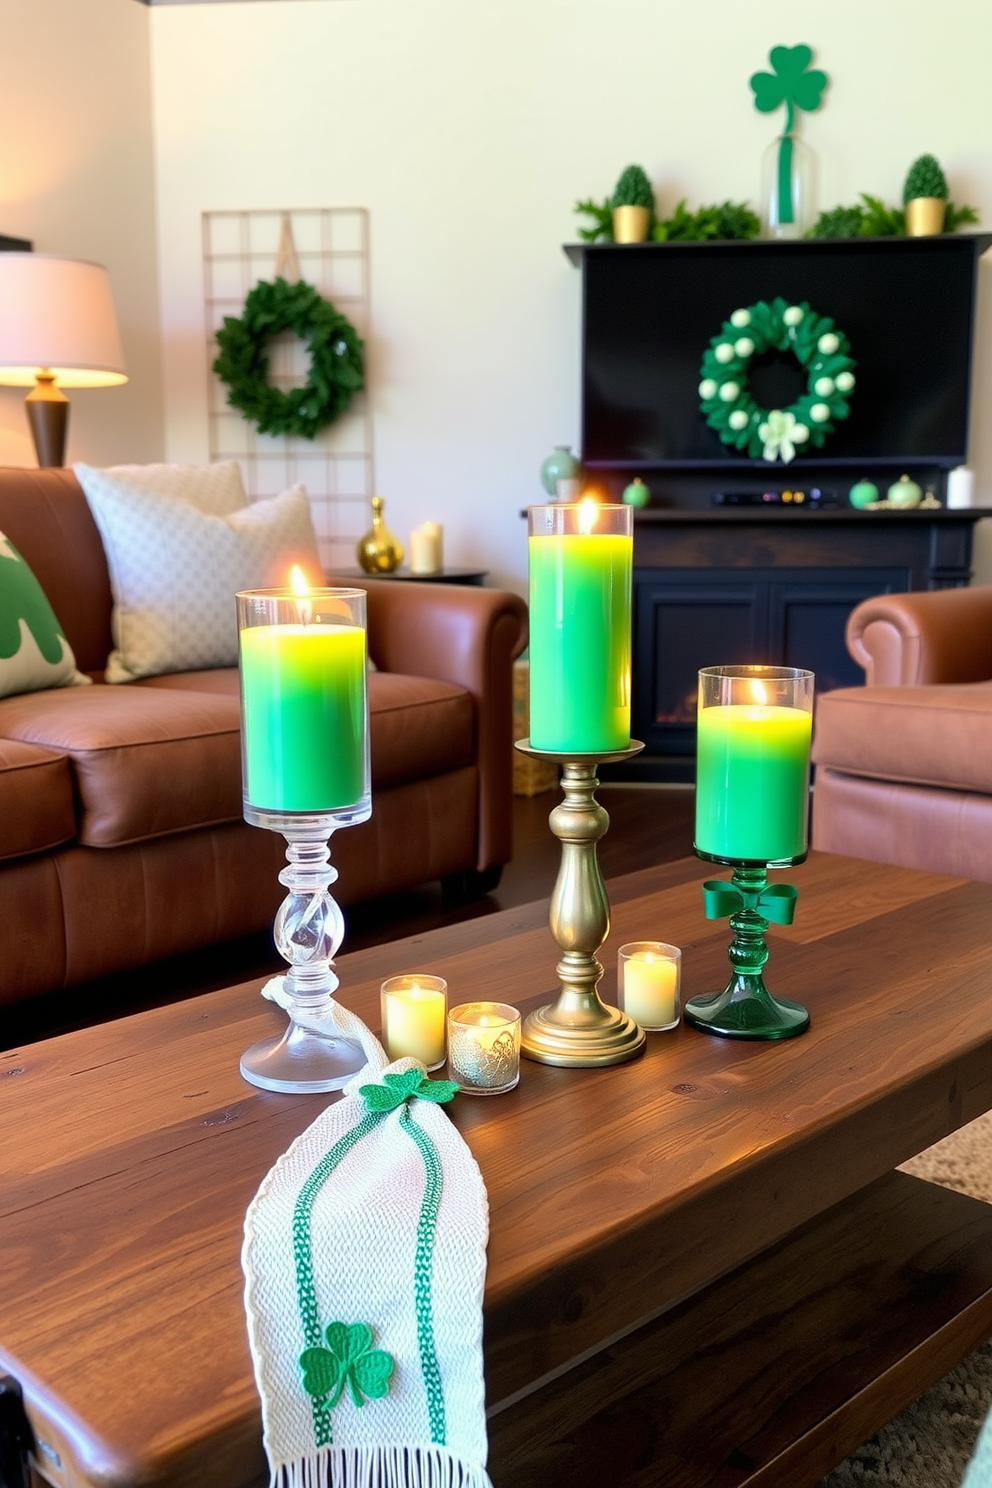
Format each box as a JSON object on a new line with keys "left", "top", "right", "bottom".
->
{"left": 735, "top": 337, "right": 755, "bottom": 358}
{"left": 814, "top": 376, "right": 835, "bottom": 396}
{"left": 730, "top": 308, "right": 751, "bottom": 328}
{"left": 835, "top": 371, "right": 855, "bottom": 393}
{"left": 810, "top": 403, "right": 831, "bottom": 423}
{"left": 791, "top": 424, "right": 810, "bottom": 443}
{"left": 719, "top": 382, "right": 740, "bottom": 402}
{"left": 715, "top": 343, "right": 735, "bottom": 364}
{"left": 783, "top": 306, "right": 804, "bottom": 327}
{"left": 818, "top": 332, "right": 840, "bottom": 355}
{"left": 699, "top": 378, "right": 718, "bottom": 399}
{"left": 729, "top": 409, "right": 749, "bottom": 430}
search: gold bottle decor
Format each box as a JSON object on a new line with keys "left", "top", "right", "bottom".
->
{"left": 356, "top": 495, "right": 404, "bottom": 574}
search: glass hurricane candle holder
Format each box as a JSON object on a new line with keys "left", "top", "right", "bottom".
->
{"left": 447, "top": 1002, "right": 521, "bottom": 1095}
{"left": 618, "top": 942, "right": 681, "bottom": 1032}
{"left": 688, "top": 664, "right": 813, "bottom": 1041}
{"left": 380, "top": 975, "right": 447, "bottom": 1071}
{"left": 237, "top": 579, "right": 371, "bottom": 1092}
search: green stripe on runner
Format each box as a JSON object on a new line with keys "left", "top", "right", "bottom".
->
{"left": 399, "top": 1105, "right": 447, "bottom": 1446}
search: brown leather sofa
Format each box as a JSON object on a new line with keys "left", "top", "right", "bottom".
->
{"left": 0, "top": 468, "right": 527, "bottom": 1008}
{"left": 811, "top": 585, "right": 992, "bottom": 880}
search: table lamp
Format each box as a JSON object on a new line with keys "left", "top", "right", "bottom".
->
{"left": 0, "top": 254, "right": 127, "bottom": 467}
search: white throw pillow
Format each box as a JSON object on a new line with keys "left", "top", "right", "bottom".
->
{"left": 76, "top": 469, "right": 321, "bottom": 682}
{"left": 78, "top": 460, "right": 247, "bottom": 516}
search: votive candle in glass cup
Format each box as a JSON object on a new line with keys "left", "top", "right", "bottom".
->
{"left": 527, "top": 500, "right": 633, "bottom": 754}
{"left": 380, "top": 975, "right": 448, "bottom": 1071}
{"left": 447, "top": 1002, "right": 521, "bottom": 1095}
{"left": 618, "top": 942, "right": 681, "bottom": 1032}
{"left": 694, "top": 665, "right": 814, "bottom": 866}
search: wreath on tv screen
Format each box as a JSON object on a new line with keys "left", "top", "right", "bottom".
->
{"left": 212, "top": 277, "right": 364, "bottom": 441}
{"left": 698, "top": 298, "right": 855, "bottom": 463}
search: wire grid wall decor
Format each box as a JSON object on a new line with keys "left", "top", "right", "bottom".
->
{"left": 202, "top": 208, "right": 373, "bottom": 570}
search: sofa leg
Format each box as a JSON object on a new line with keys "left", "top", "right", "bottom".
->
{"left": 441, "top": 865, "right": 503, "bottom": 907}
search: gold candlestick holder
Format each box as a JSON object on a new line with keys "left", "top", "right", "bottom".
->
{"left": 514, "top": 740, "right": 646, "bottom": 1067}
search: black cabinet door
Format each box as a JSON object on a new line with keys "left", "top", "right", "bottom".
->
{"left": 632, "top": 565, "right": 909, "bottom": 774}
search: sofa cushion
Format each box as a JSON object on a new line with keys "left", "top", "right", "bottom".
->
{"left": 73, "top": 468, "right": 320, "bottom": 682}
{"left": 137, "top": 667, "right": 476, "bottom": 790}
{"left": 93, "top": 460, "right": 247, "bottom": 515}
{"left": 0, "top": 685, "right": 243, "bottom": 847}
{"left": 813, "top": 682, "right": 992, "bottom": 795}
{"left": 0, "top": 530, "right": 90, "bottom": 698}
{"left": 0, "top": 737, "right": 76, "bottom": 862}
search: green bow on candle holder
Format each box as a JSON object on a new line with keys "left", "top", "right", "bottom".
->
{"left": 702, "top": 877, "right": 798, "bottom": 925}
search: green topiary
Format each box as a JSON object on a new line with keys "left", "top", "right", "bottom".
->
{"left": 902, "top": 153, "right": 949, "bottom": 203}
{"left": 611, "top": 164, "right": 654, "bottom": 210}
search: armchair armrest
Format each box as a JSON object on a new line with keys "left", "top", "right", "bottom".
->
{"left": 328, "top": 577, "right": 528, "bottom": 871}
{"left": 846, "top": 585, "right": 992, "bottom": 686}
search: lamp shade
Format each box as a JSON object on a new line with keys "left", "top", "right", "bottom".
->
{"left": 0, "top": 254, "right": 127, "bottom": 388}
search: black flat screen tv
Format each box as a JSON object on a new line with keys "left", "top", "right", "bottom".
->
{"left": 579, "top": 236, "right": 990, "bottom": 470}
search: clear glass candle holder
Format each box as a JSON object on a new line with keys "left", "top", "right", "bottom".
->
{"left": 380, "top": 975, "right": 448, "bottom": 1072}
{"left": 618, "top": 942, "right": 681, "bottom": 1032}
{"left": 448, "top": 1002, "right": 521, "bottom": 1095}
{"left": 236, "top": 582, "right": 372, "bottom": 1093}
{"left": 695, "top": 664, "right": 813, "bottom": 868}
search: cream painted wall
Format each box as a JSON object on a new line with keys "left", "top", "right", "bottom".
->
{"left": 149, "top": 0, "right": 992, "bottom": 592}
{"left": 0, "top": 0, "right": 163, "bottom": 468}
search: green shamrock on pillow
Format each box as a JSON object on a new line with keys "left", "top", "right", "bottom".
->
{"left": 0, "top": 533, "right": 68, "bottom": 665}
{"left": 299, "top": 1321, "right": 395, "bottom": 1409}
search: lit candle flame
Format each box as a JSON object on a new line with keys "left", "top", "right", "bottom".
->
{"left": 578, "top": 496, "right": 599, "bottom": 536}
{"left": 749, "top": 678, "right": 769, "bottom": 706}
{"left": 290, "top": 565, "right": 312, "bottom": 625}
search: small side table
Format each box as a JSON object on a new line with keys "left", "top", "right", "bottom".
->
{"left": 332, "top": 567, "right": 488, "bottom": 587}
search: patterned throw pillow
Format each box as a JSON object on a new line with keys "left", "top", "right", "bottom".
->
{"left": 94, "top": 460, "right": 247, "bottom": 515}
{"left": 0, "top": 531, "right": 90, "bottom": 698}
{"left": 74, "top": 468, "right": 322, "bottom": 682}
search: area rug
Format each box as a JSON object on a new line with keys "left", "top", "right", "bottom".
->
{"left": 817, "top": 1111, "right": 992, "bottom": 1487}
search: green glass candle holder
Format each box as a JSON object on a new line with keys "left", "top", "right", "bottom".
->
{"left": 684, "top": 858, "right": 809, "bottom": 1039}
{"left": 688, "top": 664, "right": 813, "bottom": 1040}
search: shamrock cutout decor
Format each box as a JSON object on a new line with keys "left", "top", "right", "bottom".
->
{"left": 360, "top": 1068, "right": 458, "bottom": 1113}
{"left": 749, "top": 45, "right": 828, "bottom": 227}
{"left": 299, "top": 1320, "right": 395, "bottom": 1409}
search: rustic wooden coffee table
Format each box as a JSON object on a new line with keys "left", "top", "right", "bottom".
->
{"left": 3, "top": 853, "right": 992, "bottom": 1488}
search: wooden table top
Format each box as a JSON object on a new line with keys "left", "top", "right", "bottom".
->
{"left": 3, "top": 852, "right": 992, "bottom": 1488}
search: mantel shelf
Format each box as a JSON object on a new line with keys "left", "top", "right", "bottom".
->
{"left": 563, "top": 233, "right": 992, "bottom": 267}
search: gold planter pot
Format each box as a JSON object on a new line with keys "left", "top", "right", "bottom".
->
{"left": 612, "top": 205, "right": 651, "bottom": 244}
{"left": 905, "top": 197, "right": 946, "bottom": 237}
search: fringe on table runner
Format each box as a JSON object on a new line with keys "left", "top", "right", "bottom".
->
{"left": 272, "top": 1446, "right": 494, "bottom": 1488}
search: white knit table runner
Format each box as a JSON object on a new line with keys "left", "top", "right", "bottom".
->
{"left": 243, "top": 990, "right": 493, "bottom": 1488}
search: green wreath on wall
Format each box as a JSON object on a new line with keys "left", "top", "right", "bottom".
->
{"left": 212, "top": 276, "right": 365, "bottom": 441}
{"left": 698, "top": 297, "right": 855, "bottom": 463}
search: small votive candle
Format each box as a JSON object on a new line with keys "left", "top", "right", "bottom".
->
{"left": 447, "top": 1002, "right": 521, "bottom": 1095}
{"left": 380, "top": 975, "right": 448, "bottom": 1071}
{"left": 618, "top": 942, "right": 681, "bottom": 1032}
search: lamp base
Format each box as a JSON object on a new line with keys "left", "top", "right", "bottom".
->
{"left": 26, "top": 375, "right": 68, "bottom": 468}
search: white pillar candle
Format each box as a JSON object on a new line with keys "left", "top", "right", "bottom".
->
{"left": 946, "top": 466, "right": 974, "bottom": 510}
{"left": 380, "top": 975, "right": 447, "bottom": 1070}
{"left": 409, "top": 522, "right": 443, "bottom": 575}
{"left": 618, "top": 942, "right": 681, "bottom": 1031}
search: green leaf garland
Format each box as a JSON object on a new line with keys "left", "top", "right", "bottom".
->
{"left": 698, "top": 298, "right": 855, "bottom": 464}
{"left": 212, "top": 276, "right": 364, "bottom": 441}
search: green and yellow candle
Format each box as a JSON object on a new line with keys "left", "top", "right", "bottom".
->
{"left": 694, "top": 665, "right": 813, "bottom": 865}
{"left": 528, "top": 499, "right": 633, "bottom": 754}
{"left": 237, "top": 574, "right": 370, "bottom": 824}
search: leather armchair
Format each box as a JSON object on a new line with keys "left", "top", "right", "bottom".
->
{"left": 811, "top": 586, "right": 992, "bottom": 881}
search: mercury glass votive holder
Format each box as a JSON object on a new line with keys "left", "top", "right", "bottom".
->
{"left": 447, "top": 1002, "right": 521, "bottom": 1095}
{"left": 380, "top": 975, "right": 448, "bottom": 1071}
{"left": 618, "top": 942, "right": 681, "bottom": 1032}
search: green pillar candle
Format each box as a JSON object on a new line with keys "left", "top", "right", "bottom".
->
{"left": 240, "top": 621, "right": 366, "bottom": 813}
{"left": 695, "top": 701, "right": 812, "bottom": 863}
{"left": 528, "top": 502, "right": 632, "bottom": 754}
